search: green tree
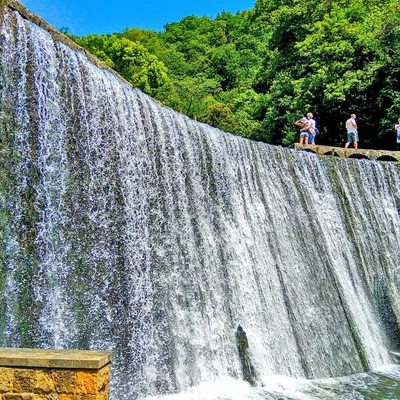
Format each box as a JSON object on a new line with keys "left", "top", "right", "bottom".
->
{"left": 65, "top": 0, "right": 400, "bottom": 149}
{"left": 201, "top": 103, "right": 237, "bottom": 133}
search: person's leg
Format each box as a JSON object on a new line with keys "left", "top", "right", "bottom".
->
{"left": 300, "top": 133, "right": 308, "bottom": 144}
{"left": 345, "top": 133, "right": 352, "bottom": 148}
{"left": 353, "top": 132, "right": 359, "bottom": 149}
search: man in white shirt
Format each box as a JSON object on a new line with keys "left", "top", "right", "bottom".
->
{"left": 345, "top": 114, "right": 358, "bottom": 149}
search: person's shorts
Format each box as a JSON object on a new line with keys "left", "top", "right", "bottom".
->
{"left": 300, "top": 132, "right": 308, "bottom": 137}
{"left": 308, "top": 133, "right": 315, "bottom": 144}
{"left": 347, "top": 131, "right": 359, "bottom": 143}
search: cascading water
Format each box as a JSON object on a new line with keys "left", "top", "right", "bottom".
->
{"left": 0, "top": 6, "right": 399, "bottom": 400}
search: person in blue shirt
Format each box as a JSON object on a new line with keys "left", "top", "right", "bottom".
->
{"left": 395, "top": 118, "right": 400, "bottom": 145}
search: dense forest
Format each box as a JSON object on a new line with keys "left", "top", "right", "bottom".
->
{"left": 64, "top": 0, "right": 400, "bottom": 150}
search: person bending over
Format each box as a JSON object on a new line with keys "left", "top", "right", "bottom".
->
{"left": 295, "top": 117, "right": 310, "bottom": 145}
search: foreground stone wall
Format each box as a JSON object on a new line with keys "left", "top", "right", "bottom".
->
{"left": 0, "top": 348, "right": 112, "bottom": 400}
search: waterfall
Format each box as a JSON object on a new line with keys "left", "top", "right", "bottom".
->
{"left": 0, "top": 7, "right": 399, "bottom": 400}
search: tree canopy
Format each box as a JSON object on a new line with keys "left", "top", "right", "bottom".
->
{"left": 66, "top": 0, "right": 400, "bottom": 150}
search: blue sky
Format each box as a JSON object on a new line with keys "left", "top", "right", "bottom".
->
{"left": 20, "top": 0, "right": 256, "bottom": 37}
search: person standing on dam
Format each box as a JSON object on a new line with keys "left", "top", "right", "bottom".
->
{"left": 345, "top": 113, "right": 358, "bottom": 149}
{"left": 395, "top": 118, "right": 400, "bottom": 146}
{"left": 307, "top": 113, "right": 317, "bottom": 145}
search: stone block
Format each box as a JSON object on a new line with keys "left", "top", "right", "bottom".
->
{"left": 0, "top": 367, "right": 13, "bottom": 392}
{"left": 96, "top": 364, "right": 111, "bottom": 392}
{"left": 13, "top": 370, "right": 36, "bottom": 393}
{"left": 3, "top": 394, "right": 35, "bottom": 400}
{"left": 35, "top": 371, "right": 55, "bottom": 394}
{"left": 96, "top": 391, "right": 110, "bottom": 400}
{"left": 58, "top": 395, "right": 76, "bottom": 400}
{"left": 53, "top": 371, "right": 76, "bottom": 394}
{"left": 76, "top": 372, "right": 96, "bottom": 395}
{"left": 0, "top": 349, "right": 112, "bottom": 370}
{"left": 0, "top": 348, "right": 112, "bottom": 400}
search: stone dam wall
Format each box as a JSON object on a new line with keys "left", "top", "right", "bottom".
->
{"left": 0, "top": 349, "right": 112, "bottom": 400}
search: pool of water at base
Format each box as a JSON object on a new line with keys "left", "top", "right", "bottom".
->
{"left": 146, "top": 365, "right": 400, "bottom": 400}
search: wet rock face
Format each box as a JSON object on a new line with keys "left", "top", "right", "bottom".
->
{"left": 236, "top": 325, "right": 256, "bottom": 385}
